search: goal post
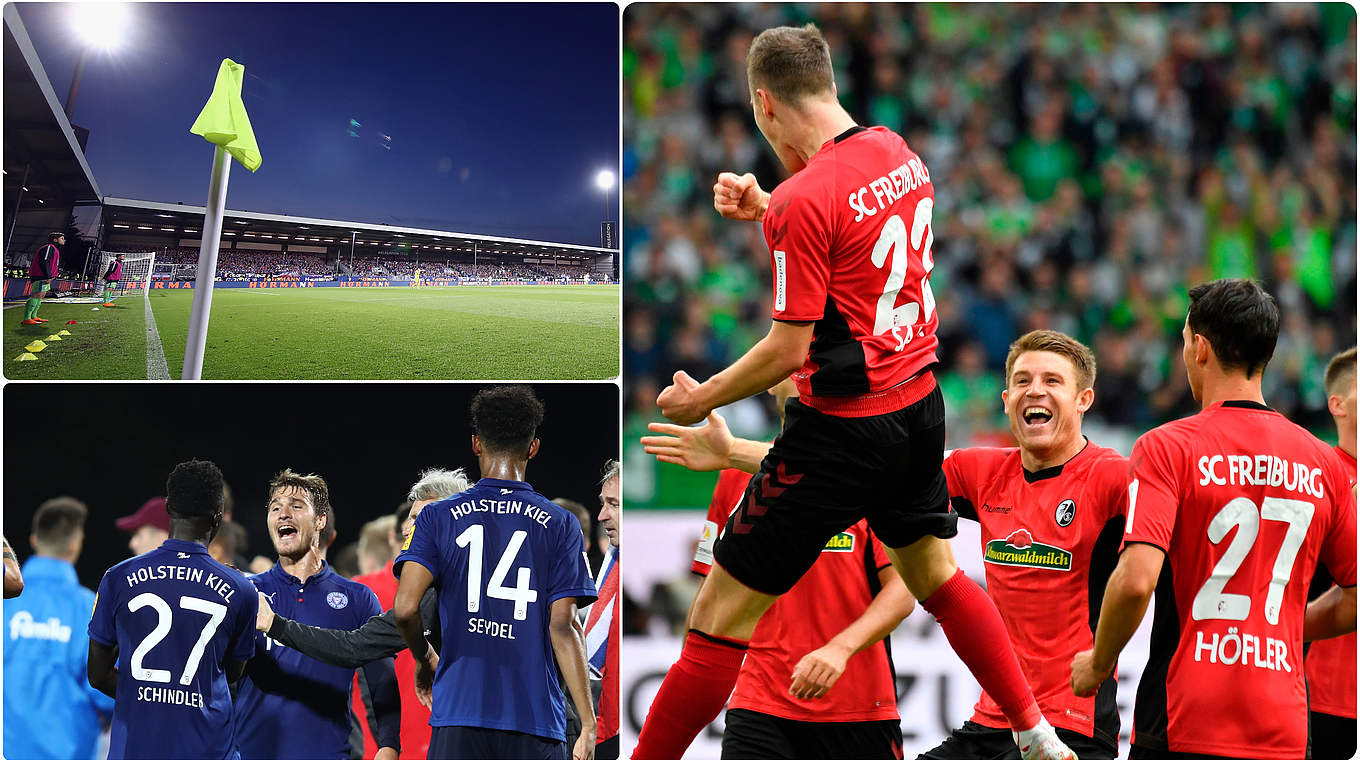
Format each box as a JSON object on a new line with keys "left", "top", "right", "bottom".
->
{"left": 97, "top": 251, "right": 156, "bottom": 298}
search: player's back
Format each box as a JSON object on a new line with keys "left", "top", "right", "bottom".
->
{"left": 765, "top": 126, "right": 939, "bottom": 399}
{"left": 1126, "top": 401, "right": 1357, "bottom": 758}
{"left": 398, "top": 478, "right": 596, "bottom": 742}
{"left": 89, "top": 540, "right": 258, "bottom": 760}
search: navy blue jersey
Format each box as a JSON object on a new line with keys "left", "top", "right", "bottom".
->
{"left": 233, "top": 562, "right": 383, "bottom": 760}
{"left": 89, "top": 540, "right": 258, "bottom": 760}
{"left": 395, "top": 477, "right": 597, "bottom": 741}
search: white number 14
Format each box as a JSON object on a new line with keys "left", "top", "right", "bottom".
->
{"left": 456, "top": 525, "right": 538, "bottom": 621}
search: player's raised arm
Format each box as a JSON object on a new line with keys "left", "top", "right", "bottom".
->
{"left": 789, "top": 562, "right": 914, "bottom": 700}
{"left": 643, "top": 410, "right": 773, "bottom": 475}
{"left": 657, "top": 321, "right": 814, "bottom": 425}
{"left": 549, "top": 596, "right": 596, "bottom": 760}
{"left": 713, "top": 172, "right": 770, "bottom": 222}
{"left": 259, "top": 587, "right": 439, "bottom": 670}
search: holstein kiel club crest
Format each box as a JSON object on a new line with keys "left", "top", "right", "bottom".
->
{"left": 984, "top": 529, "right": 1072, "bottom": 571}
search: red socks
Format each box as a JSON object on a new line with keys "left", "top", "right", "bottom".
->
{"left": 632, "top": 629, "right": 748, "bottom": 760}
{"left": 922, "top": 568, "right": 1042, "bottom": 731}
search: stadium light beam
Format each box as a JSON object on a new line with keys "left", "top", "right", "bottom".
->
{"left": 65, "top": 4, "right": 131, "bottom": 119}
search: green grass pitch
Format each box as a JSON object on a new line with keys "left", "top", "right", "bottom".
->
{"left": 4, "top": 285, "right": 619, "bottom": 380}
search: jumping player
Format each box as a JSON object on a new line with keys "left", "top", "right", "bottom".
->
{"left": 87, "top": 459, "right": 258, "bottom": 760}
{"left": 393, "top": 385, "right": 598, "bottom": 760}
{"left": 634, "top": 24, "right": 1074, "bottom": 760}
{"left": 1305, "top": 346, "right": 1357, "bottom": 760}
{"left": 21, "top": 232, "right": 62, "bottom": 325}
{"left": 1070, "top": 279, "right": 1357, "bottom": 760}
{"left": 102, "top": 252, "right": 125, "bottom": 307}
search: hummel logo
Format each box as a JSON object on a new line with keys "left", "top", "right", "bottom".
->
{"left": 982, "top": 503, "right": 1012, "bottom": 514}
{"left": 500, "top": 488, "right": 512, "bottom": 495}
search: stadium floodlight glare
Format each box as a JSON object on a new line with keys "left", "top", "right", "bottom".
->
{"left": 594, "top": 169, "right": 615, "bottom": 191}
{"left": 71, "top": 3, "right": 130, "bottom": 51}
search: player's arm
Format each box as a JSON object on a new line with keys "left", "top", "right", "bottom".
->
{"left": 87, "top": 640, "right": 119, "bottom": 698}
{"left": 3, "top": 536, "right": 23, "bottom": 598}
{"left": 790, "top": 564, "right": 915, "bottom": 700}
{"left": 1304, "top": 584, "right": 1358, "bottom": 641}
{"left": 549, "top": 596, "right": 596, "bottom": 760}
{"left": 260, "top": 588, "right": 404, "bottom": 669}
{"left": 393, "top": 561, "right": 440, "bottom": 707}
{"left": 658, "top": 321, "right": 814, "bottom": 425}
{"left": 358, "top": 657, "right": 402, "bottom": 757}
{"left": 713, "top": 172, "right": 770, "bottom": 222}
{"left": 1072, "top": 543, "right": 1163, "bottom": 696}
{"left": 643, "top": 410, "right": 773, "bottom": 475}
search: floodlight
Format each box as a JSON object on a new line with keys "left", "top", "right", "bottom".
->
{"left": 594, "top": 169, "right": 615, "bottom": 191}
{"left": 71, "top": 3, "right": 130, "bottom": 51}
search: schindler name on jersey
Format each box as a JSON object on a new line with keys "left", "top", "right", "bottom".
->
{"left": 983, "top": 529, "right": 1072, "bottom": 571}
{"left": 822, "top": 532, "right": 856, "bottom": 553}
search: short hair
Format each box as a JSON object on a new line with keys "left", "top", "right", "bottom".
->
{"left": 331, "top": 542, "right": 360, "bottom": 578}
{"left": 209, "top": 520, "right": 247, "bottom": 562}
{"left": 470, "top": 386, "right": 545, "bottom": 454}
{"left": 48, "top": 232, "right": 65, "bottom": 242}
{"left": 32, "top": 497, "right": 87, "bottom": 553}
{"left": 1004, "top": 330, "right": 1097, "bottom": 390}
{"left": 167, "top": 460, "right": 226, "bottom": 518}
{"left": 551, "top": 497, "right": 592, "bottom": 549}
{"left": 406, "top": 467, "right": 471, "bottom": 503}
{"left": 600, "top": 459, "right": 621, "bottom": 485}
{"left": 746, "top": 24, "right": 835, "bottom": 105}
{"left": 1325, "top": 347, "right": 1357, "bottom": 397}
{"left": 359, "top": 515, "right": 397, "bottom": 565}
{"left": 267, "top": 469, "right": 330, "bottom": 520}
{"left": 1187, "top": 279, "right": 1280, "bottom": 377}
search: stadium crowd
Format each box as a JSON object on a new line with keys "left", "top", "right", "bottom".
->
{"left": 622, "top": 3, "right": 1357, "bottom": 447}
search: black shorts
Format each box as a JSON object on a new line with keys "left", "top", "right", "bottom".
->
{"left": 721, "top": 707, "right": 901, "bottom": 760}
{"left": 713, "top": 385, "right": 956, "bottom": 595}
{"left": 1310, "top": 710, "right": 1357, "bottom": 760}
{"left": 919, "top": 721, "right": 1114, "bottom": 760}
{"left": 428, "top": 725, "right": 566, "bottom": 760}
{"left": 1129, "top": 747, "right": 1246, "bottom": 760}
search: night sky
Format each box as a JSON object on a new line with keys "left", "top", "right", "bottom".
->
{"left": 4, "top": 382, "right": 619, "bottom": 591}
{"left": 17, "top": 3, "right": 619, "bottom": 245}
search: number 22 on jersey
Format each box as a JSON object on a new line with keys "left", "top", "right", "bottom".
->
{"left": 871, "top": 198, "right": 935, "bottom": 352}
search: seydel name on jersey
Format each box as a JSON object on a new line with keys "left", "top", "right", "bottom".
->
{"left": 847, "top": 158, "right": 931, "bottom": 222}
{"left": 1196, "top": 454, "right": 1326, "bottom": 499}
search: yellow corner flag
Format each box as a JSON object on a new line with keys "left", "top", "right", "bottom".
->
{"left": 190, "top": 58, "right": 261, "bottom": 172}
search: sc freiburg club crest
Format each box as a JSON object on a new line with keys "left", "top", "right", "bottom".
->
{"left": 1055, "top": 499, "right": 1076, "bottom": 527}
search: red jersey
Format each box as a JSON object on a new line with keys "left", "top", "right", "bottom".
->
{"left": 943, "top": 442, "right": 1128, "bottom": 745}
{"left": 1304, "top": 445, "right": 1357, "bottom": 719}
{"left": 765, "top": 126, "right": 939, "bottom": 413}
{"left": 352, "top": 560, "right": 431, "bottom": 760}
{"left": 693, "top": 468, "right": 899, "bottom": 722}
{"left": 1123, "top": 401, "right": 1358, "bottom": 758}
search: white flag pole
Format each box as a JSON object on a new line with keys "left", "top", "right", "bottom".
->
{"left": 182, "top": 145, "right": 232, "bottom": 380}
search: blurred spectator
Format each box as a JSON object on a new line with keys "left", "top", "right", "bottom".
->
{"left": 357, "top": 515, "right": 398, "bottom": 577}
{"left": 623, "top": 4, "right": 1357, "bottom": 449}
{"left": 117, "top": 496, "right": 170, "bottom": 557}
{"left": 3, "top": 497, "right": 115, "bottom": 760}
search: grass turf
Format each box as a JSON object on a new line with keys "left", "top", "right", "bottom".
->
{"left": 3, "top": 300, "right": 146, "bottom": 379}
{"left": 4, "top": 285, "right": 618, "bottom": 379}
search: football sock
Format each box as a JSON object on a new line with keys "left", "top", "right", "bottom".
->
{"left": 24, "top": 298, "right": 39, "bottom": 320}
{"left": 922, "top": 568, "right": 1042, "bottom": 732}
{"left": 632, "top": 629, "right": 748, "bottom": 760}
{"left": 32, "top": 297, "right": 42, "bottom": 317}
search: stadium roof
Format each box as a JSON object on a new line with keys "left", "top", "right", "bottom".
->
{"left": 2, "top": 4, "right": 102, "bottom": 208}
{"left": 102, "top": 197, "right": 614, "bottom": 259}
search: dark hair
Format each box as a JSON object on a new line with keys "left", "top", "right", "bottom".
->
{"left": 32, "top": 497, "right": 88, "bottom": 553}
{"left": 1325, "top": 347, "right": 1357, "bottom": 397}
{"left": 267, "top": 468, "right": 331, "bottom": 534}
{"left": 209, "top": 520, "right": 247, "bottom": 560}
{"left": 48, "top": 232, "right": 65, "bottom": 242}
{"left": 393, "top": 499, "right": 414, "bottom": 528}
{"left": 746, "top": 24, "right": 835, "bottom": 105}
{"left": 166, "top": 460, "right": 227, "bottom": 518}
{"left": 1187, "top": 279, "right": 1279, "bottom": 377}
{"left": 470, "top": 385, "right": 545, "bottom": 454}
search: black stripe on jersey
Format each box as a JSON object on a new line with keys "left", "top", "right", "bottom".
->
{"left": 950, "top": 495, "right": 978, "bottom": 521}
{"left": 807, "top": 296, "right": 871, "bottom": 397}
{"left": 1221, "top": 400, "right": 1272, "bottom": 412}
{"left": 862, "top": 532, "right": 898, "bottom": 699}
{"left": 1087, "top": 516, "right": 1126, "bottom": 749}
{"left": 1131, "top": 554, "right": 1178, "bottom": 751}
{"left": 833, "top": 125, "right": 868, "bottom": 144}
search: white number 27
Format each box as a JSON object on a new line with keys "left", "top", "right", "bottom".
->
{"left": 871, "top": 198, "right": 936, "bottom": 351}
{"left": 127, "top": 593, "right": 227, "bottom": 685}
{"left": 1191, "top": 496, "right": 1315, "bottom": 625}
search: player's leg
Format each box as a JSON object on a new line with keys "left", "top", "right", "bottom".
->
{"left": 720, "top": 709, "right": 798, "bottom": 759}
{"left": 1309, "top": 711, "right": 1357, "bottom": 760}
{"left": 866, "top": 384, "right": 1066, "bottom": 758}
{"left": 103, "top": 282, "right": 116, "bottom": 306}
{"left": 21, "top": 280, "right": 46, "bottom": 323}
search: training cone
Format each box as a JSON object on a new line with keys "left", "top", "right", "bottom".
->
{"left": 65, "top": 320, "right": 77, "bottom": 324}
{"left": 13, "top": 353, "right": 36, "bottom": 361}
{"left": 90, "top": 307, "right": 100, "bottom": 311}
{"left": 45, "top": 334, "right": 61, "bottom": 341}
{"left": 57, "top": 330, "right": 71, "bottom": 336}
{"left": 24, "top": 340, "right": 47, "bottom": 353}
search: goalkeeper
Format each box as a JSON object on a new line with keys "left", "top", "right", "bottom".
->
{"left": 100, "top": 253, "right": 124, "bottom": 307}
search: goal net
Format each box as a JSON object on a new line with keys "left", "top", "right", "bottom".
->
{"left": 97, "top": 251, "right": 156, "bottom": 298}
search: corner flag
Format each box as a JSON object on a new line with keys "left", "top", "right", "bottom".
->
{"left": 190, "top": 58, "right": 261, "bottom": 172}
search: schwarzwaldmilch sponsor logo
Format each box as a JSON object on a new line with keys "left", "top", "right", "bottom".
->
{"left": 984, "top": 529, "right": 1072, "bottom": 571}
{"left": 1055, "top": 499, "right": 1076, "bottom": 527}
{"left": 822, "top": 532, "right": 855, "bottom": 552}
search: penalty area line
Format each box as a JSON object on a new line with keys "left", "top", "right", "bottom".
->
{"left": 143, "top": 292, "right": 170, "bottom": 380}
